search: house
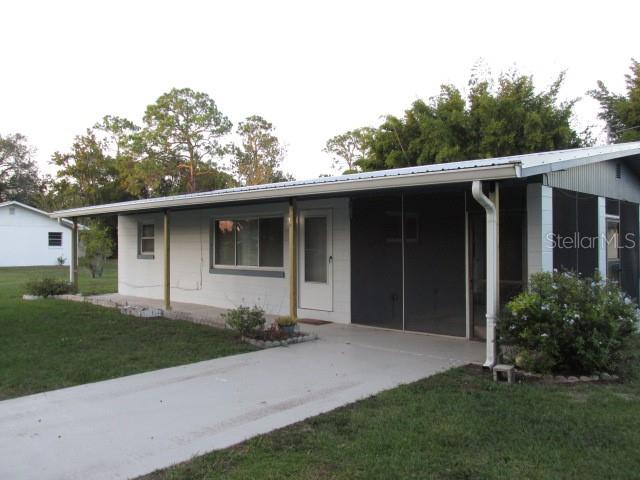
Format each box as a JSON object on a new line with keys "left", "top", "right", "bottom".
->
{"left": 52, "top": 142, "right": 640, "bottom": 367}
{"left": 0, "top": 201, "right": 80, "bottom": 268}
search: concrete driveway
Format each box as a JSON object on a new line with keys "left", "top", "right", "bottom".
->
{"left": 0, "top": 324, "right": 483, "bottom": 480}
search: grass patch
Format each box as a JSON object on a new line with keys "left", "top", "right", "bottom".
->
{"left": 0, "top": 263, "right": 254, "bottom": 400}
{"left": 143, "top": 365, "right": 640, "bottom": 480}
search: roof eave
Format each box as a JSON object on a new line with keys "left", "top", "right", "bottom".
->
{"left": 51, "top": 163, "right": 519, "bottom": 218}
{"left": 520, "top": 146, "right": 640, "bottom": 177}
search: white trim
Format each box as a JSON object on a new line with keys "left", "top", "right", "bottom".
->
{"left": 597, "top": 197, "right": 607, "bottom": 279}
{"left": 526, "top": 184, "right": 554, "bottom": 276}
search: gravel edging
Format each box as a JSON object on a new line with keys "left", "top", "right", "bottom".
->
{"left": 517, "top": 369, "right": 620, "bottom": 384}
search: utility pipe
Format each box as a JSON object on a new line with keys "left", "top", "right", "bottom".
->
{"left": 471, "top": 180, "right": 498, "bottom": 368}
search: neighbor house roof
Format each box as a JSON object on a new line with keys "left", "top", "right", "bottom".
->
{"left": 0, "top": 200, "right": 78, "bottom": 228}
{"left": 51, "top": 142, "right": 640, "bottom": 218}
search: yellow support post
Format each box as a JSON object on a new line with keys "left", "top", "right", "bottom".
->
{"left": 288, "top": 200, "right": 297, "bottom": 319}
{"left": 71, "top": 217, "right": 79, "bottom": 290}
{"left": 164, "top": 210, "right": 171, "bottom": 311}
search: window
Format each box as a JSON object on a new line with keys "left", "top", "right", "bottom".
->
{"left": 384, "top": 211, "right": 419, "bottom": 243}
{"left": 9, "top": 207, "right": 15, "bottom": 215}
{"left": 213, "top": 217, "right": 284, "bottom": 269}
{"left": 139, "top": 224, "right": 155, "bottom": 257}
{"left": 48, "top": 232, "right": 63, "bottom": 247}
{"left": 304, "top": 216, "right": 327, "bottom": 283}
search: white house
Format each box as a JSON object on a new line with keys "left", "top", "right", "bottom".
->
{"left": 0, "top": 201, "right": 76, "bottom": 267}
{"left": 53, "top": 142, "right": 640, "bottom": 367}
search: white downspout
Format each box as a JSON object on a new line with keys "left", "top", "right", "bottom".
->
{"left": 472, "top": 180, "right": 498, "bottom": 368}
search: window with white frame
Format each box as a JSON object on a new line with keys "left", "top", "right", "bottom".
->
{"left": 139, "top": 224, "right": 155, "bottom": 256}
{"left": 213, "top": 217, "right": 284, "bottom": 268}
{"left": 48, "top": 232, "right": 63, "bottom": 247}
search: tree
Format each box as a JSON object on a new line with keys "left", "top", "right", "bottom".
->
{"left": 589, "top": 58, "right": 640, "bottom": 143}
{"left": 323, "top": 128, "right": 373, "bottom": 174}
{"left": 231, "top": 115, "right": 291, "bottom": 185}
{"left": 50, "top": 130, "right": 129, "bottom": 208}
{"left": 353, "top": 70, "right": 588, "bottom": 172}
{"left": 0, "top": 133, "right": 42, "bottom": 203}
{"left": 138, "top": 88, "right": 233, "bottom": 193}
{"left": 80, "top": 220, "right": 114, "bottom": 278}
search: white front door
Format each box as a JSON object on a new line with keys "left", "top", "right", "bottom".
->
{"left": 298, "top": 209, "right": 333, "bottom": 311}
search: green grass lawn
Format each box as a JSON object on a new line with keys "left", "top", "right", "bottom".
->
{"left": 0, "top": 263, "right": 253, "bottom": 400}
{"left": 143, "top": 366, "right": 640, "bottom": 480}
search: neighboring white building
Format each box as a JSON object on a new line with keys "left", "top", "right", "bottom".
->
{"left": 0, "top": 201, "right": 75, "bottom": 267}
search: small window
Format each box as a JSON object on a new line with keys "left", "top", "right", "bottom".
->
{"left": 384, "top": 211, "right": 419, "bottom": 243}
{"left": 616, "top": 163, "right": 622, "bottom": 179}
{"left": 48, "top": 232, "right": 63, "bottom": 247}
{"left": 9, "top": 207, "right": 15, "bottom": 215}
{"left": 213, "top": 217, "right": 284, "bottom": 269}
{"left": 139, "top": 224, "right": 155, "bottom": 256}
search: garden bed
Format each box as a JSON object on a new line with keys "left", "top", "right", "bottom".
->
{"left": 241, "top": 331, "right": 318, "bottom": 348}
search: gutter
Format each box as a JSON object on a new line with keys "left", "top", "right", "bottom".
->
{"left": 51, "top": 164, "right": 518, "bottom": 218}
{"left": 471, "top": 180, "right": 498, "bottom": 368}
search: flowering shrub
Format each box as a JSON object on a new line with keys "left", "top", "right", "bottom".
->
{"left": 499, "top": 271, "right": 639, "bottom": 375}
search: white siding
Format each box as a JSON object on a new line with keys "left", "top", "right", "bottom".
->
{"left": 526, "top": 184, "right": 553, "bottom": 276}
{"left": 118, "top": 197, "right": 351, "bottom": 323}
{"left": 0, "top": 204, "right": 72, "bottom": 267}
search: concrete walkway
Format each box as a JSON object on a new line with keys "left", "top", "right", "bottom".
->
{"left": 0, "top": 323, "right": 483, "bottom": 480}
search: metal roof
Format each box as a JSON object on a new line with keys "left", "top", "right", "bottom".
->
{"left": 51, "top": 141, "right": 640, "bottom": 218}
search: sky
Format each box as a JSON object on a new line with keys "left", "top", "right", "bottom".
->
{"left": 1, "top": 0, "right": 638, "bottom": 181}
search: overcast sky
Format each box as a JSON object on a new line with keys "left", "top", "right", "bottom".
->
{"left": 1, "top": 0, "right": 638, "bottom": 180}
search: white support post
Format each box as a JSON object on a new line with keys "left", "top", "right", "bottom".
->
{"left": 597, "top": 197, "right": 607, "bottom": 279}
{"left": 526, "top": 184, "right": 554, "bottom": 277}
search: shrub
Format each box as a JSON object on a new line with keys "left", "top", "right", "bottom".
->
{"left": 222, "top": 306, "right": 266, "bottom": 337}
{"left": 25, "top": 277, "right": 75, "bottom": 297}
{"left": 499, "top": 271, "right": 639, "bottom": 375}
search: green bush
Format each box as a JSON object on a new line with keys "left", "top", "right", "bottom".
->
{"left": 25, "top": 277, "right": 75, "bottom": 297}
{"left": 499, "top": 271, "right": 639, "bottom": 375}
{"left": 222, "top": 306, "right": 266, "bottom": 337}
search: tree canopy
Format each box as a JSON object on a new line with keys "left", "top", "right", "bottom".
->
{"left": 589, "top": 58, "right": 640, "bottom": 143}
{"left": 341, "top": 71, "right": 589, "bottom": 172}
{"left": 0, "top": 133, "right": 42, "bottom": 203}
{"left": 323, "top": 128, "right": 373, "bottom": 174}
{"left": 231, "top": 115, "right": 290, "bottom": 185}
{"left": 136, "top": 88, "right": 234, "bottom": 194}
